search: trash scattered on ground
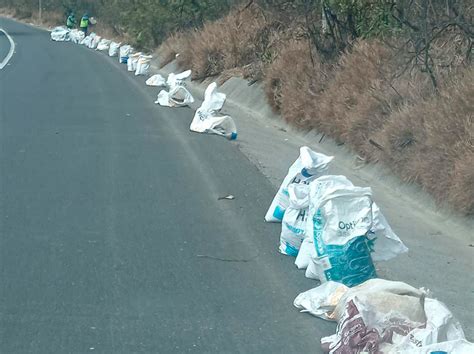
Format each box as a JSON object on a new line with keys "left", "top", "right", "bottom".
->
{"left": 156, "top": 70, "right": 194, "bottom": 107}
{"left": 96, "top": 38, "right": 111, "bottom": 51}
{"left": 279, "top": 183, "right": 309, "bottom": 256}
{"left": 50, "top": 26, "right": 70, "bottom": 41}
{"left": 108, "top": 41, "right": 121, "bottom": 57}
{"left": 146, "top": 74, "right": 166, "bottom": 87}
{"left": 218, "top": 195, "right": 235, "bottom": 200}
{"left": 119, "top": 45, "right": 131, "bottom": 64}
{"left": 135, "top": 54, "right": 152, "bottom": 76}
{"left": 190, "top": 82, "right": 237, "bottom": 140}
{"left": 265, "top": 147, "right": 333, "bottom": 223}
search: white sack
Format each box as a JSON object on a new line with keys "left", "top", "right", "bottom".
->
{"left": 190, "top": 82, "right": 237, "bottom": 139}
{"left": 89, "top": 34, "right": 101, "bottom": 49}
{"left": 70, "top": 29, "right": 85, "bottom": 44}
{"left": 265, "top": 147, "right": 333, "bottom": 223}
{"left": 279, "top": 184, "right": 309, "bottom": 256}
{"left": 370, "top": 203, "right": 408, "bottom": 261}
{"left": 50, "top": 26, "right": 70, "bottom": 42}
{"left": 387, "top": 298, "right": 468, "bottom": 352}
{"left": 295, "top": 237, "right": 315, "bottom": 270}
{"left": 81, "top": 34, "right": 92, "bottom": 47}
{"left": 135, "top": 55, "right": 152, "bottom": 76}
{"left": 305, "top": 175, "right": 408, "bottom": 285}
{"left": 305, "top": 258, "right": 320, "bottom": 280}
{"left": 156, "top": 86, "right": 194, "bottom": 107}
{"left": 146, "top": 74, "right": 166, "bottom": 87}
{"left": 309, "top": 184, "right": 376, "bottom": 287}
{"left": 96, "top": 38, "right": 111, "bottom": 51}
{"left": 386, "top": 340, "right": 474, "bottom": 354}
{"left": 108, "top": 41, "right": 121, "bottom": 57}
{"left": 294, "top": 281, "right": 348, "bottom": 320}
{"left": 119, "top": 45, "right": 132, "bottom": 63}
{"left": 127, "top": 52, "right": 141, "bottom": 72}
{"left": 167, "top": 70, "right": 192, "bottom": 88}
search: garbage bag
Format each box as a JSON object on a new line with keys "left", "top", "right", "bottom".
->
{"left": 296, "top": 279, "right": 470, "bottom": 354}
{"left": 190, "top": 82, "right": 237, "bottom": 139}
{"left": 295, "top": 237, "right": 315, "bottom": 270}
{"left": 265, "top": 147, "right": 333, "bottom": 223}
{"left": 156, "top": 85, "right": 195, "bottom": 107}
{"left": 387, "top": 298, "right": 468, "bottom": 353}
{"left": 146, "top": 74, "right": 166, "bottom": 87}
{"left": 119, "top": 45, "right": 131, "bottom": 64}
{"left": 305, "top": 175, "right": 408, "bottom": 284}
{"left": 294, "top": 281, "right": 349, "bottom": 320}
{"left": 70, "top": 29, "right": 84, "bottom": 44}
{"left": 388, "top": 340, "right": 474, "bottom": 354}
{"left": 108, "top": 41, "right": 121, "bottom": 57}
{"left": 167, "top": 70, "right": 192, "bottom": 89}
{"left": 50, "top": 26, "right": 70, "bottom": 42}
{"left": 127, "top": 52, "right": 141, "bottom": 72}
{"left": 135, "top": 55, "right": 152, "bottom": 76}
{"left": 81, "top": 34, "right": 92, "bottom": 47}
{"left": 96, "top": 38, "right": 111, "bottom": 51}
{"left": 89, "top": 34, "right": 101, "bottom": 49}
{"left": 309, "top": 184, "right": 377, "bottom": 287}
{"left": 279, "top": 184, "right": 309, "bottom": 256}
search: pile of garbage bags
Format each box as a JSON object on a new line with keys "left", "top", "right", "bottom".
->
{"left": 266, "top": 146, "right": 472, "bottom": 353}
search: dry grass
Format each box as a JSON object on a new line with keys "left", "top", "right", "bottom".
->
{"left": 377, "top": 70, "right": 474, "bottom": 214}
{"left": 157, "top": 3, "right": 285, "bottom": 81}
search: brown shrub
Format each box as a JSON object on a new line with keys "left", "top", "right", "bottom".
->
{"left": 263, "top": 40, "right": 331, "bottom": 127}
{"left": 167, "top": 4, "right": 285, "bottom": 81}
{"left": 377, "top": 68, "right": 474, "bottom": 213}
{"left": 156, "top": 32, "right": 191, "bottom": 68}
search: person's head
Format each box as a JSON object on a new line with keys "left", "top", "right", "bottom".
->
{"left": 83, "top": 13, "right": 89, "bottom": 19}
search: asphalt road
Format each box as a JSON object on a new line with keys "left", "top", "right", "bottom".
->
{"left": 0, "top": 18, "right": 336, "bottom": 353}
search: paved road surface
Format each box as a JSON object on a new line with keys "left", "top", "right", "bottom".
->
{"left": 0, "top": 18, "right": 335, "bottom": 353}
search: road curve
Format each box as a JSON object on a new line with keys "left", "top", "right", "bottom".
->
{"left": 0, "top": 18, "right": 334, "bottom": 353}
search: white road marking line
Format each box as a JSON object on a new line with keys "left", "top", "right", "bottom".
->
{"left": 0, "top": 28, "right": 15, "bottom": 69}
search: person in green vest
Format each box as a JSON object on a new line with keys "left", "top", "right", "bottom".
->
{"left": 80, "top": 13, "right": 90, "bottom": 35}
{"left": 66, "top": 12, "right": 76, "bottom": 29}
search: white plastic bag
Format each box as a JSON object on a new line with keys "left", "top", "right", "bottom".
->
{"left": 279, "top": 184, "right": 309, "bottom": 256}
{"left": 156, "top": 85, "right": 195, "bottom": 107}
{"left": 89, "top": 34, "right": 101, "bottom": 49}
{"left": 69, "top": 29, "right": 85, "bottom": 44}
{"left": 305, "top": 175, "right": 408, "bottom": 286}
{"left": 295, "top": 237, "right": 315, "bottom": 270}
{"left": 50, "top": 26, "right": 70, "bottom": 42}
{"left": 167, "top": 70, "right": 192, "bottom": 88}
{"left": 127, "top": 52, "right": 141, "bottom": 72}
{"left": 294, "top": 281, "right": 348, "bottom": 320}
{"left": 81, "top": 34, "right": 92, "bottom": 47}
{"left": 370, "top": 203, "right": 409, "bottom": 261}
{"left": 146, "top": 74, "right": 166, "bottom": 87}
{"left": 190, "top": 82, "right": 237, "bottom": 139}
{"left": 96, "top": 38, "right": 111, "bottom": 51}
{"left": 309, "top": 185, "right": 376, "bottom": 287}
{"left": 119, "top": 45, "right": 132, "bottom": 63}
{"left": 388, "top": 298, "right": 468, "bottom": 352}
{"left": 265, "top": 147, "right": 333, "bottom": 223}
{"left": 108, "top": 41, "right": 121, "bottom": 57}
{"left": 135, "top": 55, "right": 152, "bottom": 76}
